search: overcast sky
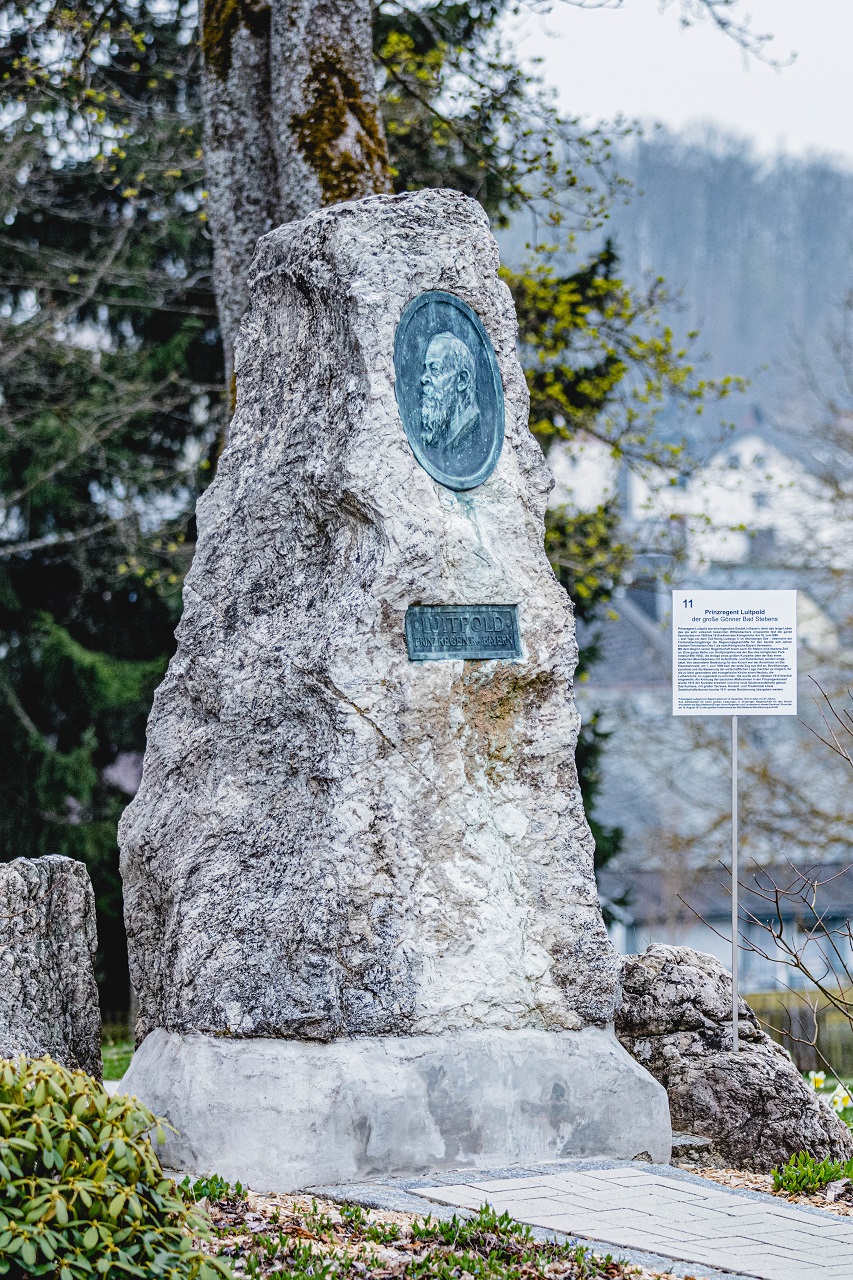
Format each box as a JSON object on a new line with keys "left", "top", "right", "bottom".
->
{"left": 510, "top": 0, "right": 853, "bottom": 164}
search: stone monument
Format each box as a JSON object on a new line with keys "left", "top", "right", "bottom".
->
{"left": 119, "top": 189, "right": 670, "bottom": 1188}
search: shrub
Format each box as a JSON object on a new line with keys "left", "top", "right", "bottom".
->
{"left": 179, "top": 1175, "right": 246, "bottom": 1206}
{"left": 0, "top": 1055, "right": 232, "bottom": 1279}
{"left": 772, "top": 1150, "right": 853, "bottom": 1195}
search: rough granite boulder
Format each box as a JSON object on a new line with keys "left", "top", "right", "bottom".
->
{"left": 0, "top": 857, "right": 101, "bottom": 1077}
{"left": 616, "top": 944, "right": 853, "bottom": 1171}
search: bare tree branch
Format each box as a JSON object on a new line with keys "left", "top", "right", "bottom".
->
{"left": 0, "top": 520, "right": 119, "bottom": 560}
{"left": 559, "top": 0, "right": 794, "bottom": 66}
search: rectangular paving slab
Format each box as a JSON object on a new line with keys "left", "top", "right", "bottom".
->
{"left": 409, "top": 1165, "right": 853, "bottom": 1280}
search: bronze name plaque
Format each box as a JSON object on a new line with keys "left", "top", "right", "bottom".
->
{"left": 405, "top": 605, "right": 522, "bottom": 661}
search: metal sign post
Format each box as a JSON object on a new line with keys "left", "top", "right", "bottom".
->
{"left": 672, "top": 590, "right": 798, "bottom": 1056}
{"left": 731, "top": 714, "right": 738, "bottom": 1051}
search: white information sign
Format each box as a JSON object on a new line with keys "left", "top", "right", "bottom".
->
{"left": 672, "top": 589, "right": 798, "bottom": 717}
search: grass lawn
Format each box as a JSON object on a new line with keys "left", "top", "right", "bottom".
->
{"left": 101, "top": 1022, "right": 134, "bottom": 1080}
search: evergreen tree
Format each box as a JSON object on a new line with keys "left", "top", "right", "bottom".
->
{"left": 0, "top": 1, "right": 219, "bottom": 1009}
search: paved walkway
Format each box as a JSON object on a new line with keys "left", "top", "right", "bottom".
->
{"left": 407, "top": 1163, "right": 853, "bottom": 1280}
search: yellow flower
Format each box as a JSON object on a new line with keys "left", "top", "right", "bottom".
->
{"left": 808, "top": 1071, "right": 826, "bottom": 1090}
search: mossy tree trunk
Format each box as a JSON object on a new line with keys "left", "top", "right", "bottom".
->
{"left": 201, "top": 0, "right": 392, "bottom": 386}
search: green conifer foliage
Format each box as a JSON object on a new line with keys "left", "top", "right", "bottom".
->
{"left": 0, "top": 1, "right": 221, "bottom": 1009}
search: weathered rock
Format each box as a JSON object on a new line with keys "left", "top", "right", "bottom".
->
{"left": 120, "top": 189, "right": 622, "bottom": 1044}
{"left": 616, "top": 944, "right": 853, "bottom": 1171}
{"left": 118, "top": 189, "right": 670, "bottom": 1184}
{"left": 0, "top": 857, "right": 101, "bottom": 1077}
{"left": 670, "top": 1131, "right": 719, "bottom": 1167}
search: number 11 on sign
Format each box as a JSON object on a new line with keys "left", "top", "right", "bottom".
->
{"left": 672, "top": 590, "right": 798, "bottom": 1052}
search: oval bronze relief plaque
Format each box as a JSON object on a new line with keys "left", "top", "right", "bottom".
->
{"left": 394, "top": 291, "right": 505, "bottom": 491}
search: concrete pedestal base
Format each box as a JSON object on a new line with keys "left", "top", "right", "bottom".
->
{"left": 120, "top": 1027, "right": 671, "bottom": 1191}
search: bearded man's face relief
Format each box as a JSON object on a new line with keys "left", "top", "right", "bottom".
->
{"left": 420, "top": 334, "right": 481, "bottom": 449}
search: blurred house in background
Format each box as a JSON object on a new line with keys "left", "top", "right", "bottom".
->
{"left": 548, "top": 407, "right": 853, "bottom": 1043}
{"left": 599, "top": 862, "right": 853, "bottom": 994}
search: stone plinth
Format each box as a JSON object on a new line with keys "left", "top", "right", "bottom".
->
{"left": 119, "top": 190, "right": 670, "bottom": 1185}
{"left": 121, "top": 1027, "right": 669, "bottom": 1186}
{"left": 0, "top": 856, "right": 101, "bottom": 1077}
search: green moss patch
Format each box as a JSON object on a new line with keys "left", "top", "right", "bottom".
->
{"left": 292, "top": 49, "right": 389, "bottom": 205}
{"left": 202, "top": 0, "right": 271, "bottom": 82}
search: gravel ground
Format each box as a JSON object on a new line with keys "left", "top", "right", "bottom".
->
{"left": 675, "top": 1164, "right": 853, "bottom": 1216}
{"left": 195, "top": 1190, "right": 682, "bottom": 1279}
